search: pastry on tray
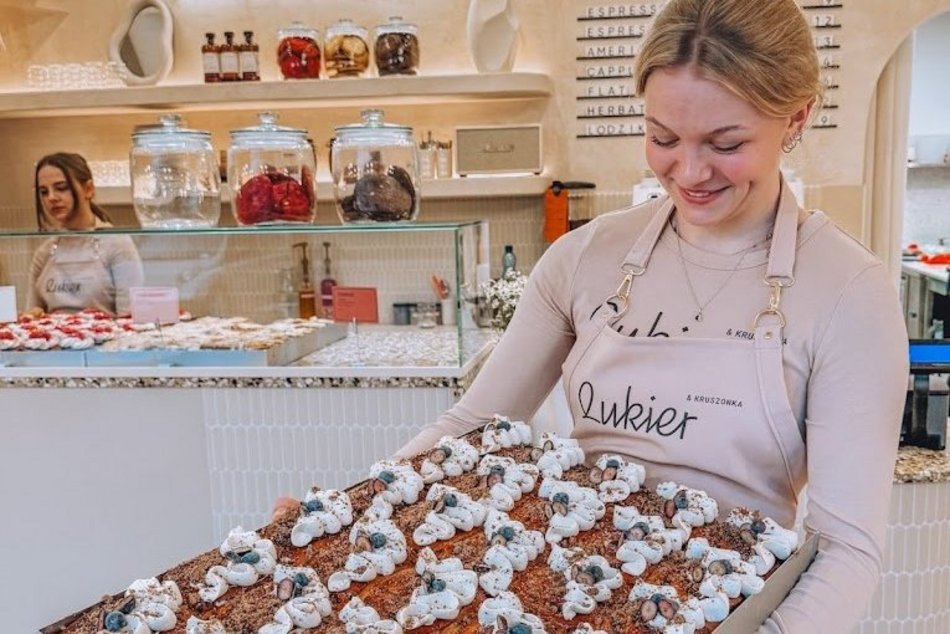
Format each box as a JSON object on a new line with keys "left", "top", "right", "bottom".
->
{"left": 45, "top": 415, "right": 803, "bottom": 634}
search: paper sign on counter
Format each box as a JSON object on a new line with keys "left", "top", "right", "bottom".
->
{"left": 129, "top": 287, "right": 180, "bottom": 325}
{"left": 0, "top": 286, "right": 16, "bottom": 323}
{"left": 332, "top": 287, "right": 378, "bottom": 323}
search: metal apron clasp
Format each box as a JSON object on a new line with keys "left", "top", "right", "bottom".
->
{"left": 753, "top": 278, "right": 793, "bottom": 329}
{"left": 602, "top": 263, "right": 645, "bottom": 319}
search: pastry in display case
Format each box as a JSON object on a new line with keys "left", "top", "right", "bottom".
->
{"left": 44, "top": 417, "right": 812, "bottom": 634}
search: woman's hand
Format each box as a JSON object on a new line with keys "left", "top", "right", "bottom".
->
{"left": 271, "top": 496, "right": 300, "bottom": 523}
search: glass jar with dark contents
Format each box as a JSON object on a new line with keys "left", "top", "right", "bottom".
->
{"left": 277, "top": 21, "right": 321, "bottom": 79}
{"left": 331, "top": 109, "right": 420, "bottom": 223}
{"left": 325, "top": 19, "right": 370, "bottom": 78}
{"left": 228, "top": 112, "right": 316, "bottom": 225}
{"left": 374, "top": 16, "right": 420, "bottom": 76}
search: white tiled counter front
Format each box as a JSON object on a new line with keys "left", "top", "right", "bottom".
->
{"left": 852, "top": 446, "right": 950, "bottom": 634}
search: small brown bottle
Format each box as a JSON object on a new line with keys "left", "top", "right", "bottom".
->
{"left": 220, "top": 31, "right": 240, "bottom": 82}
{"left": 240, "top": 31, "right": 260, "bottom": 81}
{"left": 201, "top": 32, "right": 221, "bottom": 83}
{"left": 293, "top": 242, "right": 318, "bottom": 319}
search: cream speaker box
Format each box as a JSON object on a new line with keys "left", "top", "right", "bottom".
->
{"left": 455, "top": 125, "right": 542, "bottom": 175}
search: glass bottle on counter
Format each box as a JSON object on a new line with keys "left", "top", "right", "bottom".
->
{"left": 277, "top": 21, "right": 321, "bottom": 79}
{"left": 325, "top": 19, "right": 370, "bottom": 78}
{"left": 201, "top": 32, "right": 220, "bottom": 83}
{"left": 418, "top": 131, "right": 436, "bottom": 180}
{"left": 228, "top": 112, "right": 317, "bottom": 225}
{"left": 320, "top": 242, "right": 337, "bottom": 320}
{"left": 220, "top": 31, "right": 240, "bottom": 81}
{"left": 374, "top": 16, "right": 420, "bottom": 76}
{"left": 294, "top": 242, "right": 318, "bottom": 319}
{"left": 331, "top": 109, "right": 420, "bottom": 223}
{"left": 502, "top": 244, "right": 517, "bottom": 277}
{"left": 240, "top": 31, "right": 260, "bottom": 81}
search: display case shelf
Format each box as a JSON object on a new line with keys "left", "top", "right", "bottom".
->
{"left": 94, "top": 175, "right": 549, "bottom": 206}
{"left": 0, "top": 73, "right": 553, "bottom": 119}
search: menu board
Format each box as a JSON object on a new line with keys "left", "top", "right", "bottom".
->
{"left": 574, "top": 1, "right": 844, "bottom": 139}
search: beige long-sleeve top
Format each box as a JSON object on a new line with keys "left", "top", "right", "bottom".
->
{"left": 27, "top": 220, "right": 144, "bottom": 316}
{"left": 398, "top": 195, "right": 909, "bottom": 632}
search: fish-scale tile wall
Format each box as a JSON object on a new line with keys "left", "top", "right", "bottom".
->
{"left": 852, "top": 481, "right": 950, "bottom": 634}
{"left": 201, "top": 386, "right": 457, "bottom": 540}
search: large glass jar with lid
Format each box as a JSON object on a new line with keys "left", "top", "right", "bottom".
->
{"left": 130, "top": 114, "right": 221, "bottom": 228}
{"left": 331, "top": 109, "right": 419, "bottom": 223}
{"left": 324, "top": 19, "right": 370, "bottom": 78}
{"left": 228, "top": 112, "right": 316, "bottom": 225}
{"left": 277, "top": 21, "right": 321, "bottom": 79}
{"left": 374, "top": 16, "right": 420, "bottom": 75}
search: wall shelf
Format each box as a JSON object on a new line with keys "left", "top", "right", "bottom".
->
{"left": 95, "top": 175, "right": 550, "bottom": 206}
{"left": 0, "top": 73, "right": 553, "bottom": 119}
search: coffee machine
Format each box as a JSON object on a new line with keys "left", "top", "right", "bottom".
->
{"left": 903, "top": 340, "right": 949, "bottom": 450}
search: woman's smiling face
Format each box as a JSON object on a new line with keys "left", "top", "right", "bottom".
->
{"left": 644, "top": 66, "right": 806, "bottom": 240}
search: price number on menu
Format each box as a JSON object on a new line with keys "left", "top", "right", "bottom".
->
{"left": 813, "top": 34, "right": 838, "bottom": 49}
{"left": 810, "top": 14, "right": 839, "bottom": 28}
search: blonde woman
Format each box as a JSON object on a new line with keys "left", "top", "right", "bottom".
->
{"left": 395, "top": 0, "right": 907, "bottom": 630}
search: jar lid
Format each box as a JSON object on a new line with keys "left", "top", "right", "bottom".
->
{"left": 334, "top": 109, "right": 413, "bottom": 142}
{"left": 326, "top": 18, "right": 368, "bottom": 39}
{"left": 229, "top": 112, "right": 309, "bottom": 144}
{"left": 278, "top": 20, "right": 319, "bottom": 40}
{"left": 376, "top": 16, "right": 418, "bottom": 36}
{"left": 132, "top": 114, "right": 211, "bottom": 143}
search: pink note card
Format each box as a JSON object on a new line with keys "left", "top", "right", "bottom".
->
{"left": 129, "top": 287, "right": 180, "bottom": 325}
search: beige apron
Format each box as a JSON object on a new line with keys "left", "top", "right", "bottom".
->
{"left": 564, "top": 197, "right": 806, "bottom": 527}
{"left": 36, "top": 236, "right": 112, "bottom": 313}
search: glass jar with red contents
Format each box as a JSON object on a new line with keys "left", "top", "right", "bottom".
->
{"left": 277, "top": 21, "right": 321, "bottom": 79}
{"left": 228, "top": 112, "right": 316, "bottom": 225}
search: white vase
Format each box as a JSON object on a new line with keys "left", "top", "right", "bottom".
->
{"left": 466, "top": 0, "right": 520, "bottom": 73}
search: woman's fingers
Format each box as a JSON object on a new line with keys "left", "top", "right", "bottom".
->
{"left": 271, "top": 496, "right": 300, "bottom": 522}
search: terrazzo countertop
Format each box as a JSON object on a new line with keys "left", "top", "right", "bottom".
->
{"left": 894, "top": 442, "right": 950, "bottom": 483}
{"left": 0, "top": 326, "right": 499, "bottom": 389}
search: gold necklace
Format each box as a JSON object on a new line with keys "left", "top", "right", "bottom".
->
{"left": 670, "top": 218, "right": 770, "bottom": 322}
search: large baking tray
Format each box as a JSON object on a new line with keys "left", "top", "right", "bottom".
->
{"left": 0, "top": 350, "right": 86, "bottom": 367}
{"left": 85, "top": 322, "right": 348, "bottom": 367}
{"left": 1, "top": 323, "right": 348, "bottom": 368}
{"left": 40, "top": 510, "right": 819, "bottom": 633}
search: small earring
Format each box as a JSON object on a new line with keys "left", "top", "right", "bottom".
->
{"left": 782, "top": 129, "right": 803, "bottom": 154}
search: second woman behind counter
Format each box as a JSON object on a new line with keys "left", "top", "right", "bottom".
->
{"left": 27, "top": 152, "right": 144, "bottom": 316}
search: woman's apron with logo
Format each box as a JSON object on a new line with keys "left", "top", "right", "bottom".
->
{"left": 564, "top": 198, "right": 806, "bottom": 526}
{"left": 37, "top": 237, "right": 111, "bottom": 313}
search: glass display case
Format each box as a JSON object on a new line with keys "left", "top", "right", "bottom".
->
{"left": 0, "top": 221, "right": 491, "bottom": 369}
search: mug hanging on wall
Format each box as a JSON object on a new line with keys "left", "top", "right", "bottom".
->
{"left": 466, "top": 0, "right": 520, "bottom": 73}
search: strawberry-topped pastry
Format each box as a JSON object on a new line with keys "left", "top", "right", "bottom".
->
{"left": 23, "top": 328, "right": 59, "bottom": 350}
{"left": 0, "top": 326, "right": 22, "bottom": 350}
{"left": 55, "top": 326, "right": 95, "bottom": 350}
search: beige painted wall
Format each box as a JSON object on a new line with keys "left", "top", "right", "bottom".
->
{"left": 0, "top": 1, "right": 949, "bottom": 255}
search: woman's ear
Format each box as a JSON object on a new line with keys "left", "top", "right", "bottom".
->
{"left": 81, "top": 179, "right": 96, "bottom": 201}
{"left": 786, "top": 98, "right": 815, "bottom": 140}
